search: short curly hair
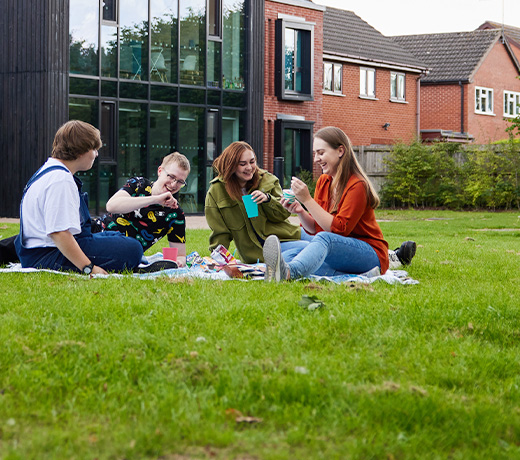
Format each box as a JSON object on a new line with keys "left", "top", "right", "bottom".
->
{"left": 52, "top": 120, "right": 102, "bottom": 161}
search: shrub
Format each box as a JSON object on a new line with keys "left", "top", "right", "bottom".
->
{"left": 381, "top": 139, "right": 520, "bottom": 210}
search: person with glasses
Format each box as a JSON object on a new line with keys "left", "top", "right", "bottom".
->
{"left": 93, "top": 152, "right": 190, "bottom": 267}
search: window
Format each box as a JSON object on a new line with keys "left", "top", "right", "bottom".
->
{"left": 208, "top": 0, "right": 221, "bottom": 37}
{"left": 102, "top": 0, "right": 117, "bottom": 23}
{"left": 390, "top": 72, "right": 405, "bottom": 101}
{"left": 475, "top": 86, "right": 494, "bottom": 114}
{"left": 323, "top": 62, "right": 342, "bottom": 94}
{"left": 504, "top": 91, "right": 520, "bottom": 117}
{"left": 360, "top": 67, "right": 375, "bottom": 98}
{"left": 275, "top": 19, "right": 314, "bottom": 101}
{"left": 274, "top": 119, "right": 314, "bottom": 187}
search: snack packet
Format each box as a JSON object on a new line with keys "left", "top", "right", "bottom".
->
{"left": 186, "top": 251, "right": 204, "bottom": 267}
{"left": 211, "top": 244, "right": 236, "bottom": 265}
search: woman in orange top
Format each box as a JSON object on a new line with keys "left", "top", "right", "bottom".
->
{"left": 263, "top": 126, "right": 389, "bottom": 281}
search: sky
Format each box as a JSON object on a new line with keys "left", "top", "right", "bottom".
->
{"left": 312, "top": 0, "right": 520, "bottom": 36}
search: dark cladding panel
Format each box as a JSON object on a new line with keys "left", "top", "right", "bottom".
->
{"left": 0, "top": 0, "right": 69, "bottom": 217}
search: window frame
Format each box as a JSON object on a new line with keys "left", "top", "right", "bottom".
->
{"left": 323, "top": 61, "right": 342, "bottom": 95}
{"left": 274, "top": 119, "right": 315, "bottom": 187}
{"left": 275, "top": 18, "right": 314, "bottom": 102}
{"left": 359, "top": 67, "right": 376, "bottom": 99}
{"left": 503, "top": 90, "right": 520, "bottom": 118}
{"left": 390, "top": 71, "right": 406, "bottom": 102}
{"left": 475, "top": 86, "right": 494, "bottom": 115}
{"left": 208, "top": 0, "right": 222, "bottom": 38}
{"left": 101, "top": 0, "right": 118, "bottom": 25}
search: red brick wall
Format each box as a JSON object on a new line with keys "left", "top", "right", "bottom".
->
{"left": 420, "top": 83, "right": 466, "bottom": 133}
{"left": 467, "top": 41, "right": 520, "bottom": 143}
{"left": 322, "top": 63, "right": 420, "bottom": 146}
{"left": 420, "top": 41, "right": 520, "bottom": 143}
{"left": 263, "top": 1, "right": 324, "bottom": 172}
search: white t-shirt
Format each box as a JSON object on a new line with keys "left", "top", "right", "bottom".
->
{"left": 21, "top": 158, "right": 82, "bottom": 248}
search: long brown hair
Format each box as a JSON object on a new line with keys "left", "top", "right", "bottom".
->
{"left": 212, "top": 141, "right": 260, "bottom": 201}
{"left": 314, "top": 126, "right": 380, "bottom": 212}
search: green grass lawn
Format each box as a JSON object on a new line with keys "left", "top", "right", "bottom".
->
{"left": 1, "top": 210, "right": 520, "bottom": 459}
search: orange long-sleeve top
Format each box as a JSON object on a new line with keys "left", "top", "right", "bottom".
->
{"left": 311, "top": 174, "right": 389, "bottom": 274}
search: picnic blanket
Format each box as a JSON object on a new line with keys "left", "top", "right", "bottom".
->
{"left": 0, "top": 252, "right": 418, "bottom": 285}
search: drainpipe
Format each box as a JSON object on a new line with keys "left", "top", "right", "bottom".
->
{"left": 416, "top": 76, "right": 421, "bottom": 139}
{"left": 459, "top": 81, "right": 464, "bottom": 133}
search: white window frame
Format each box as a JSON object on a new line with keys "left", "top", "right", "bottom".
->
{"left": 360, "top": 67, "right": 376, "bottom": 98}
{"left": 323, "top": 62, "right": 342, "bottom": 94}
{"left": 503, "top": 90, "right": 520, "bottom": 117}
{"left": 390, "top": 72, "right": 406, "bottom": 102}
{"left": 475, "top": 86, "right": 494, "bottom": 115}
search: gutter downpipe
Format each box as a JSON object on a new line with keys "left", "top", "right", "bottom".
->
{"left": 416, "top": 76, "right": 421, "bottom": 139}
{"left": 459, "top": 81, "right": 464, "bottom": 134}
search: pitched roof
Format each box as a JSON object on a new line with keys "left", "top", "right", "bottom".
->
{"left": 478, "top": 21, "right": 520, "bottom": 48}
{"left": 392, "top": 30, "right": 504, "bottom": 83}
{"left": 323, "top": 7, "right": 428, "bottom": 71}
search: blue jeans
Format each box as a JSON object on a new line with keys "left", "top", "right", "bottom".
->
{"left": 21, "top": 232, "right": 144, "bottom": 273}
{"left": 281, "top": 229, "right": 380, "bottom": 278}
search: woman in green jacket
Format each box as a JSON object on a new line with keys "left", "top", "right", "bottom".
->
{"left": 205, "top": 140, "right": 415, "bottom": 267}
{"left": 205, "top": 141, "right": 302, "bottom": 263}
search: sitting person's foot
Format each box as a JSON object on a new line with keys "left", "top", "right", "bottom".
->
{"left": 263, "top": 235, "right": 290, "bottom": 282}
{"left": 134, "top": 260, "right": 178, "bottom": 273}
{"left": 394, "top": 241, "right": 416, "bottom": 265}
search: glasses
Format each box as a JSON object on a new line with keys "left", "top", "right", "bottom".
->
{"left": 164, "top": 170, "right": 187, "bottom": 188}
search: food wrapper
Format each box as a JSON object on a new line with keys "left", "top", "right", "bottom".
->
{"left": 186, "top": 251, "right": 204, "bottom": 267}
{"left": 211, "top": 244, "right": 236, "bottom": 265}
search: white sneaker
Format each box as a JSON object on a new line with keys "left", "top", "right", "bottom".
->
{"left": 263, "top": 235, "right": 289, "bottom": 282}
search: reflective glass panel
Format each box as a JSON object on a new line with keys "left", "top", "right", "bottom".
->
{"left": 120, "top": 0, "right": 149, "bottom": 81}
{"left": 284, "top": 28, "right": 294, "bottom": 90}
{"left": 222, "top": 0, "right": 244, "bottom": 90}
{"left": 222, "top": 109, "right": 240, "bottom": 149}
{"left": 150, "top": 104, "right": 178, "bottom": 172}
{"left": 151, "top": 0, "right": 178, "bottom": 84}
{"left": 69, "top": 98, "right": 99, "bottom": 210}
{"left": 103, "top": 0, "right": 117, "bottom": 22}
{"left": 70, "top": 0, "right": 99, "bottom": 76}
{"left": 207, "top": 41, "right": 221, "bottom": 88}
{"left": 208, "top": 0, "right": 220, "bottom": 36}
{"left": 101, "top": 25, "right": 118, "bottom": 77}
{"left": 178, "top": 107, "right": 204, "bottom": 212}
{"left": 333, "top": 64, "right": 342, "bottom": 92}
{"left": 179, "top": 0, "right": 206, "bottom": 86}
{"left": 118, "top": 102, "right": 148, "bottom": 187}
{"left": 323, "top": 63, "right": 332, "bottom": 91}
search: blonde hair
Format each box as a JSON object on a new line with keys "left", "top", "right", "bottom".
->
{"left": 161, "top": 152, "right": 191, "bottom": 173}
{"left": 314, "top": 126, "right": 380, "bottom": 211}
{"left": 212, "top": 141, "right": 260, "bottom": 201}
{"left": 52, "top": 120, "right": 102, "bottom": 161}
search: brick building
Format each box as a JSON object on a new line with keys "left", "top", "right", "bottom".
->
{"left": 322, "top": 8, "right": 428, "bottom": 146}
{"left": 262, "top": 0, "right": 325, "bottom": 187}
{"left": 394, "top": 30, "right": 520, "bottom": 143}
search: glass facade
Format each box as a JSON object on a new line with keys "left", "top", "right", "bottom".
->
{"left": 68, "top": 0, "right": 247, "bottom": 215}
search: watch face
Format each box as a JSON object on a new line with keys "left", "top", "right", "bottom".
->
{"left": 83, "top": 264, "right": 93, "bottom": 275}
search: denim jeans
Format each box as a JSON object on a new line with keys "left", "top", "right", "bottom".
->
{"left": 22, "top": 232, "right": 144, "bottom": 273}
{"left": 281, "top": 229, "right": 380, "bottom": 278}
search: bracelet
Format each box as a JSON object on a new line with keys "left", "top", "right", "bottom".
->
{"left": 265, "top": 193, "right": 271, "bottom": 202}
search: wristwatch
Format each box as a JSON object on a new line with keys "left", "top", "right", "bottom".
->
{"left": 82, "top": 263, "right": 94, "bottom": 275}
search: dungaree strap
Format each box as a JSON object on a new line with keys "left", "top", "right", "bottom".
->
{"left": 18, "top": 165, "right": 71, "bottom": 239}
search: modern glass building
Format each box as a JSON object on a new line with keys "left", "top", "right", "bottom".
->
{"left": 68, "top": 0, "right": 261, "bottom": 214}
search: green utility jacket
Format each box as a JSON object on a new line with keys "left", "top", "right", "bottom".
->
{"left": 205, "top": 169, "right": 300, "bottom": 263}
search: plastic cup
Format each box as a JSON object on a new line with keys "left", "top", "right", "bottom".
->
{"left": 163, "top": 247, "right": 178, "bottom": 261}
{"left": 283, "top": 189, "right": 296, "bottom": 203}
{"left": 242, "top": 194, "right": 259, "bottom": 218}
